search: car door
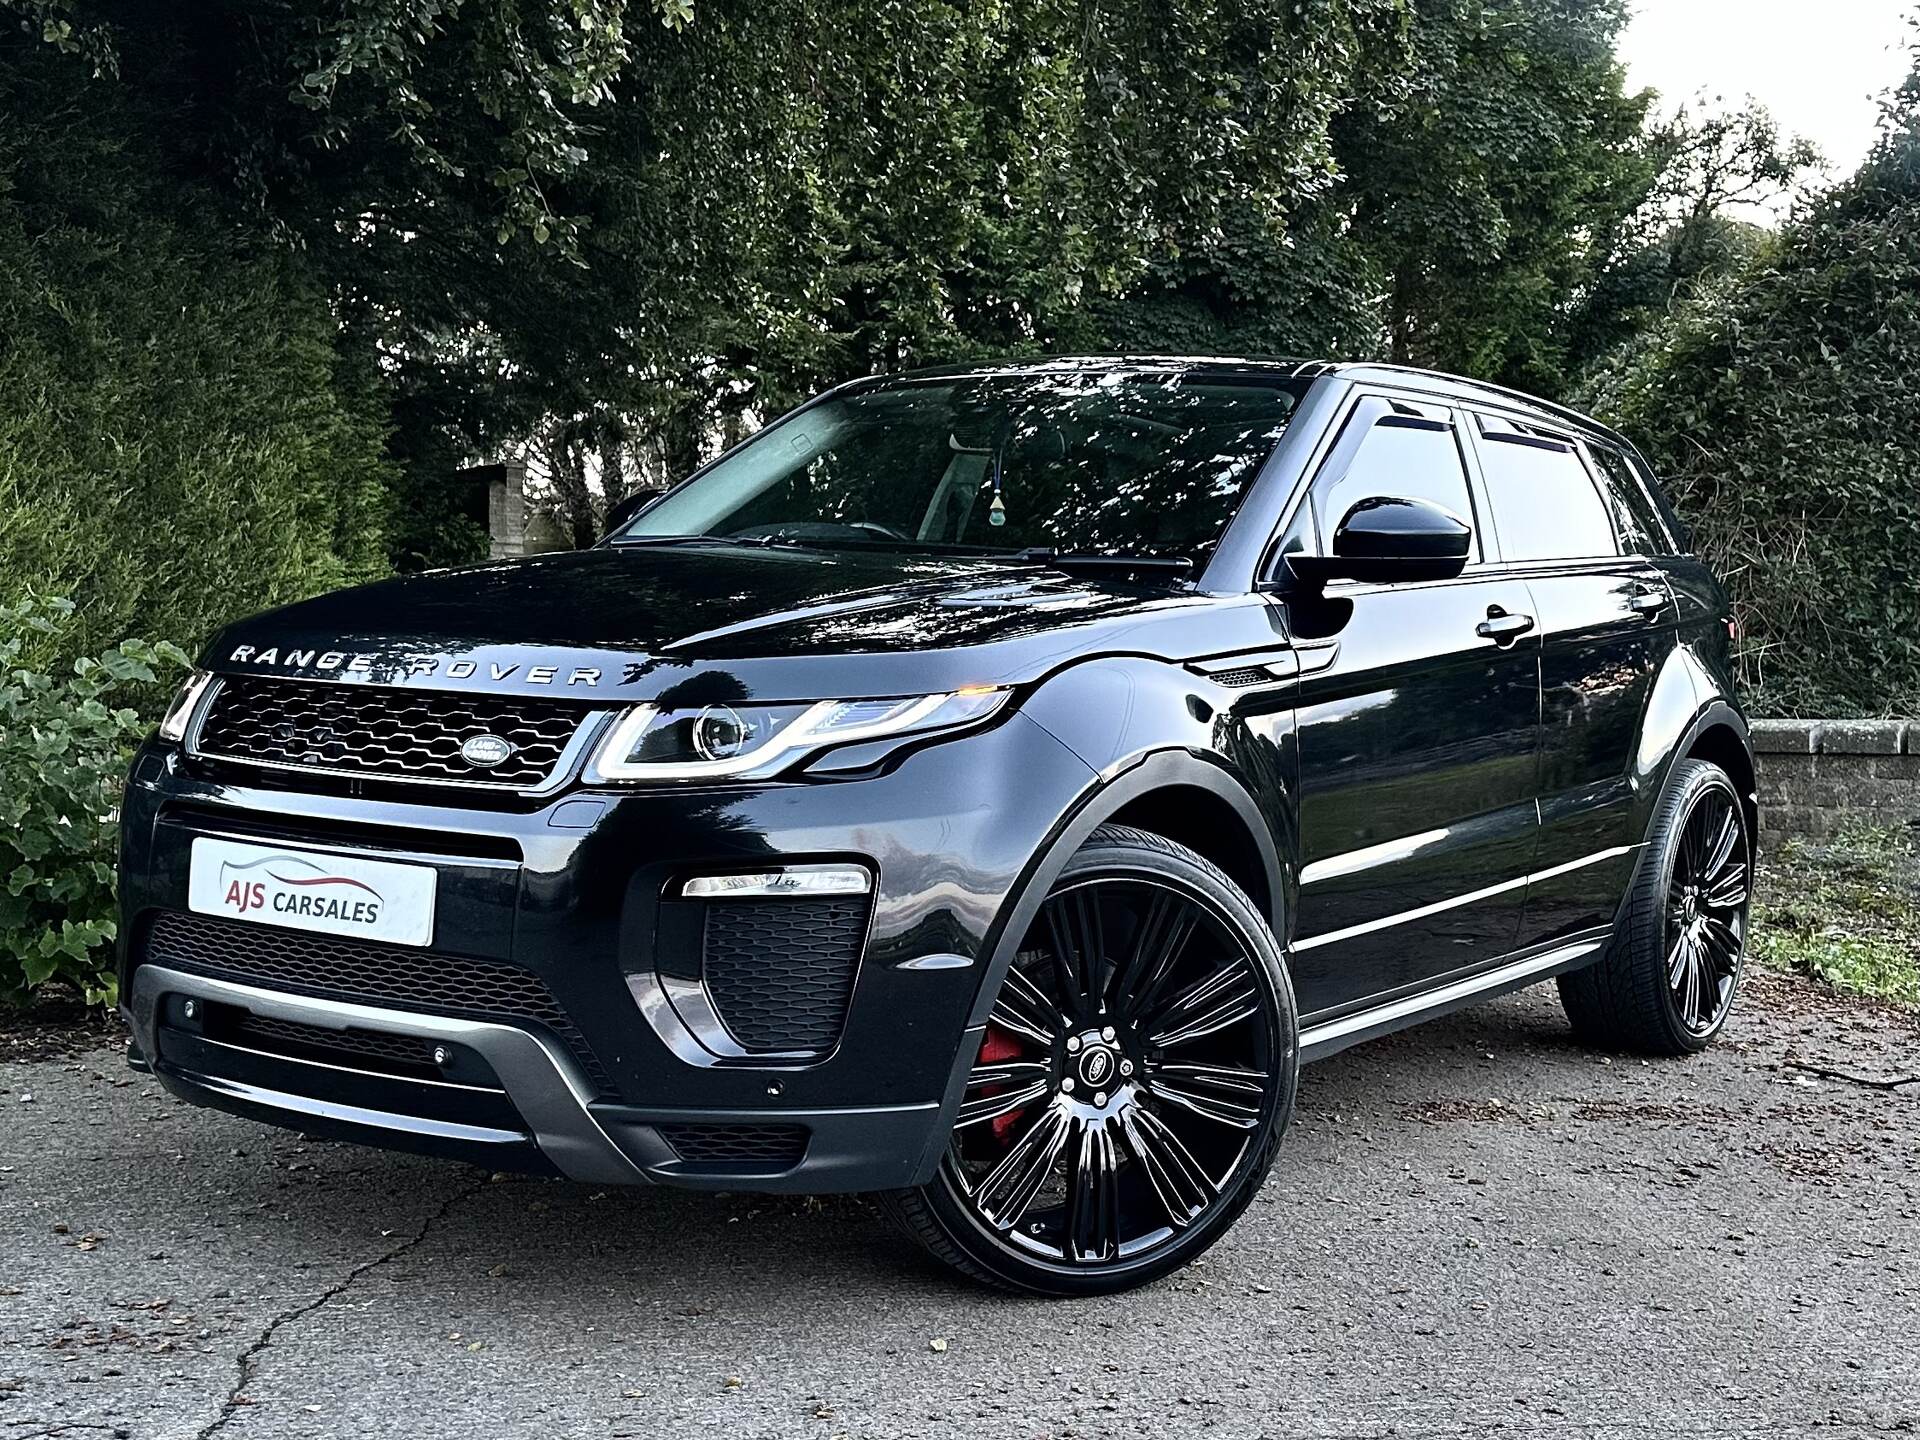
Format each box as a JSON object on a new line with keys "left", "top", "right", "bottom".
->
{"left": 1462, "top": 412, "right": 1677, "bottom": 947}
{"left": 1278, "top": 394, "right": 1542, "bottom": 1020}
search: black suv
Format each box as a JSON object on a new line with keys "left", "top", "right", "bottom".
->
{"left": 119, "top": 358, "right": 1755, "bottom": 1294}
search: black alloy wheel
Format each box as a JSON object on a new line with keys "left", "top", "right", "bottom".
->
{"left": 1559, "top": 758, "right": 1754, "bottom": 1055}
{"left": 883, "top": 826, "right": 1298, "bottom": 1295}
{"left": 1664, "top": 776, "right": 1751, "bottom": 1035}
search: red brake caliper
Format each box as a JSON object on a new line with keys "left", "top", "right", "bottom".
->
{"left": 978, "top": 1025, "right": 1029, "bottom": 1145}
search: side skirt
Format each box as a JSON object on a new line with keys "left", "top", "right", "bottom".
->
{"left": 1298, "top": 931, "right": 1608, "bottom": 1064}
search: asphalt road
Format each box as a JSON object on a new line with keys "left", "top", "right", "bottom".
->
{"left": 3, "top": 972, "right": 1917, "bottom": 1440}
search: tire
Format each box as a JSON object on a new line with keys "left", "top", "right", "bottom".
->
{"left": 1558, "top": 759, "right": 1753, "bottom": 1055}
{"left": 880, "top": 824, "right": 1299, "bottom": 1296}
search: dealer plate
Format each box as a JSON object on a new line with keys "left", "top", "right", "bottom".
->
{"left": 187, "top": 837, "right": 436, "bottom": 948}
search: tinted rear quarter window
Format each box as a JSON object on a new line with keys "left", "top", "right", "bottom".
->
{"left": 1585, "top": 443, "right": 1669, "bottom": 556}
{"left": 1472, "top": 416, "right": 1618, "bottom": 561}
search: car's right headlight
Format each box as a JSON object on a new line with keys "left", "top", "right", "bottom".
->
{"left": 584, "top": 688, "right": 1010, "bottom": 783}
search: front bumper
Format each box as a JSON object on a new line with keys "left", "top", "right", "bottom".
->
{"left": 117, "top": 713, "right": 1096, "bottom": 1191}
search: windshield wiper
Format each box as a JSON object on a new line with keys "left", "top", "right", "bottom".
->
{"left": 1002, "top": 548, "right": 1196, "bottom": 578}
{"left": 609, "top": 533, "right": 791, "bottom": 549}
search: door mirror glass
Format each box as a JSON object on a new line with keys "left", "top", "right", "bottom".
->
{"left": 1285, "top": 496, "right": 1471, "bottom": 588}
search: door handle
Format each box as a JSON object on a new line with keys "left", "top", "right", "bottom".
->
{"left": 1627, "top": 587, "right": 1669, "bottom": 617}
{"left": 1475, "top": 608, "right": 1535, "bottom": 642}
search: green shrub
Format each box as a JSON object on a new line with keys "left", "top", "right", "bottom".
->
{"left": 0, "top": 597, "right": 185, "bottom": 1008}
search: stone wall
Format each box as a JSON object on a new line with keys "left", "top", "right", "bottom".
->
{"left": 1749, "top": 719, "right": 1920, "bottom": 838}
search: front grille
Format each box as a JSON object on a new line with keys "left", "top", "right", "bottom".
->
{"left": 194, "top": 675, "right": 591, "bottom": 789}
{"left": 656, "top": 1123, "right": 809, "bottom": 1166}
{"left": 139, "top": 910, "right": 613, "bottom": 1094}
{"left": 701, "top": 898, "right": 866, "bottom": 1052}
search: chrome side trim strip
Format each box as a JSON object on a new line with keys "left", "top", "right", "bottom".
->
{"left": 1299, "top": 933, "right": 1606, "bottom": 1063}
{"left": 1292, "top": 845, "right": 1636, "bottom": 953}
{"left": 1299, "top": 827, "right": 1452, "bottom": 886}
{"left": 128, "top": 965, "right": 644, "bottom": 1184}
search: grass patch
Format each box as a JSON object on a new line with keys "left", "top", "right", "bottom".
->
{"left": 1753, "top": 825, "right": 1920, "bottom": 1007}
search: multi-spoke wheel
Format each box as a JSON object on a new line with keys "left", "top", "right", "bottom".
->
{"left": 1560, "top": 758, "right": 1753, "bottom": 1055}
{"left": 883, "top": 825, "right": 1298, "bottom": 1295}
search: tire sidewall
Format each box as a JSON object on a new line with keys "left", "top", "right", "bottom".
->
{"left": 1642, "top": 760, "right": 1749, "bottom": 1052}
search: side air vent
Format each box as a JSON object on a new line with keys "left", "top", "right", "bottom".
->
{"left": 700, "top": 897, "right": 868, "bottom": 1053}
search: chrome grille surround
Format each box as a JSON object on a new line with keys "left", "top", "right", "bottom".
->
{"left": 189, "top": 675, "right": 604, "bottom": 792}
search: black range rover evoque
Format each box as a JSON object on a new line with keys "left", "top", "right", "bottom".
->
{"left": 120, "top": 357, "right": 1756, "bottom": 1294}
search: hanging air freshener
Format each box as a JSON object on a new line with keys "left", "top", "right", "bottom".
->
{"left": 988, "top": 492, "right": 1007, "bottom": 527}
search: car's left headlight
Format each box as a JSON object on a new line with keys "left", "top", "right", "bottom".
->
{"left": 584, "top": 688, "right": 1011, "bottom": 783}
{"left": 157, "top": 669, "right": 215, "bottom": 743}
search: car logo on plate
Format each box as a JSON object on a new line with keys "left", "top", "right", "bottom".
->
{"left": 461, "top": 734, "right": 516, "bottom": 769}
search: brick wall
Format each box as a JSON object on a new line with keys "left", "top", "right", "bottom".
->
{"left": 1748, "top": 719, "right": 1920, "bottom": 838}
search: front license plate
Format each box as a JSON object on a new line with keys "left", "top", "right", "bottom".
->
{"left": 187, "top": 838, "right": 437, "bottom": 948}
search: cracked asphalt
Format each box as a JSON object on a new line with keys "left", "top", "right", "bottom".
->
{"left": 3, "top": 972, "right": 1917, "bottom": 1440}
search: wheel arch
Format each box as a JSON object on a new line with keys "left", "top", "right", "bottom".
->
{"left": 969, "top": 751, "right": 1285, "bottom": 1034}
{"left": 1678, "top": 705, "right": 1758, "bottom": 848}
{"left": 914, "top": 749, "right": 1287, "bottom": 1185}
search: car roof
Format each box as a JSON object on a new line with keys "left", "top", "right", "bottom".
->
{"left": 885, "top": 354, "right": 1635, "bottom": 453}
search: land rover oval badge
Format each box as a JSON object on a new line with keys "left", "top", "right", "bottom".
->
{"left": 461, "top": 734, "right": 515, "bottom": 769}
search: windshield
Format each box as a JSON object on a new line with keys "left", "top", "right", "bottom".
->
{"left": 616, "top": 370, "right": 1306, "bottom": 561}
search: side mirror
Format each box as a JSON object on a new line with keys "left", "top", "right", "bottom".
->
{"left": 602, "top": 491, "right": 651, "bottom": 539}
{"left": 1284, "top": 496, "right": 1471, "bottom": 589}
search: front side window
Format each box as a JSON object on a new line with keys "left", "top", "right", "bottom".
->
{"left": 1473, "top": 415, "right": 1619, "bottom": 561}
{"left": 618, "top": 371, "right": 1308, "bottom": 562}
{"left": 1306, "top": 401, "right": 1480, "bottom": 564}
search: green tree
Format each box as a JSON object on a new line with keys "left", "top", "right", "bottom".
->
{"left": 1589, "top": 47, "right": 1920, "bottom": 716}
{"left": 0, "top": 49, "right": 392, "bottom": 663}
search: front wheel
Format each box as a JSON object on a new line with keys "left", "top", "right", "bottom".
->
{"left": 882, "top": 825, "right": 1298, "bottom": 1295}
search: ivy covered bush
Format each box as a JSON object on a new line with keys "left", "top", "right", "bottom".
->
{"left": 0, "top": 598, "right": 184, "bottom": 1007}
{"left": 1591, "top": 72, "right": 1920, "bottom": 718}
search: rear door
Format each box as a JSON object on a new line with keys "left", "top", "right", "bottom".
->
{"left": 1281, "top": 395, "right": 1541, "bottom": 1020}
{"left": 1463, "top": 413, "right": 1677, "bottom": 948}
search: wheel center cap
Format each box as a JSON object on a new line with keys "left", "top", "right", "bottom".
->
{"left": 1076, "top": 1044, "right": 1117, "bottom": 1089}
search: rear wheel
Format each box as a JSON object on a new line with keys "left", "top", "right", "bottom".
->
{"left": 882, "top": 825, "right": 1298, "bottom": 1295}
{"left": 1559, "top": 758, "right": 1752, "bottom": 1054}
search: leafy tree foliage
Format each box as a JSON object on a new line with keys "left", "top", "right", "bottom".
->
{"left": 1590, "top": 53, "right": 1920, "bottom": 717}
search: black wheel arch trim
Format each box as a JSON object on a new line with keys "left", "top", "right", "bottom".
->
{"left": 910, "top": 748, "right": 1285, "bottom": 1186}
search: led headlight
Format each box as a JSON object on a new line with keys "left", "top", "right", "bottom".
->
{"left": 585, "top": 688, "right": 1010, "bottom": 783}
{"left": 157, "top": 669, "right": 215, "bottom": 743}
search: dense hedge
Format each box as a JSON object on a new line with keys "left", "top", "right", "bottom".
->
{"left": 0, "top": 70, "right": 393, "bottom": 675}
{"left": 1592, "top": 91, "right": 1920, "bottom": 718}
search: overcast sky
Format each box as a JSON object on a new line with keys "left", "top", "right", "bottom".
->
{"left": 1620, "top": 1, "right": 1914, "bottom": 201}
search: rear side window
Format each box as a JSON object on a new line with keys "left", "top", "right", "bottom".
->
{"left": 1585, "top": 443, "right": 1669, "bottom": 555}
{"left": 1312, "top": 401, "right": 1480, "bottom": 563}
{"left": 1472, "top": 415, "right": 1617, "bottom": 561}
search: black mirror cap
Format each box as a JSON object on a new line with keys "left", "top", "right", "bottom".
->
{"left": 1284, "top": 496, "right": 1472, "bottom": 588}
{"left": 601, "top": 491, "right": 651, "bottom": 540}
